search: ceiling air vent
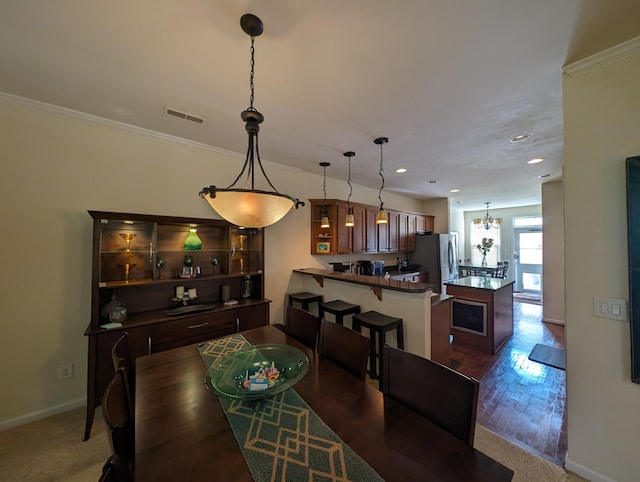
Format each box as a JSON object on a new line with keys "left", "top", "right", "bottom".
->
{"left": 165, "top": 107, "right": 206, "bottom": 124}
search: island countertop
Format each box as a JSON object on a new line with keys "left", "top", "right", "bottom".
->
{"left": 445, "top": 276, "right": 514, "bottom": 291}
{"left": 293, "top": 268, "right": 435, "bottom": 293}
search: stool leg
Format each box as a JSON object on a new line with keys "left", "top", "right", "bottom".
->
{"left": 336, "top": 314, "right": 344, "bottom": 325}
{"left": 377, "top": 330, "right": 386, "bottom": 385}
{"left": 369, "top": 331, "right": 378, "bottom": 380}
{"left": 397, "top": 323, "right": 405, "bottom": 350}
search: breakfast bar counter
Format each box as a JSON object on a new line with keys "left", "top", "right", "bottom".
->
{"left": 292, "top": 268, "right": 436, "bottom": 359}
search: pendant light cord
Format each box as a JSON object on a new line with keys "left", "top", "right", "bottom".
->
{"left": 378, "top": 142, "right": 385, "bottom": 209}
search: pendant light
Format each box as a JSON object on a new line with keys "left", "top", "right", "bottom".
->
{"left": 374, "top": 137, "right": 389, "bottom": 224}
{"left": 199, "top": 14, "right": 304, "bottom": 228}
{"left": 344, "top": 151, "right": 356, "bottom": 227}
{"left": 320, "top": 162, "right": 331, "bottom": 228}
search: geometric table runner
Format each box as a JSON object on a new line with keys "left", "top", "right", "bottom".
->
{"left": 198, "top": 335, "right": 385, "bottom": 482}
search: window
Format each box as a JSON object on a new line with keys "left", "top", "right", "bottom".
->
{"left": 469, "top": 224, "right": 500, "bottom": 265}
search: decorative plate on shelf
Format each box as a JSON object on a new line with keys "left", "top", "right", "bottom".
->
{"left": 204, "top": 344, "right": 309, "bottom": 400}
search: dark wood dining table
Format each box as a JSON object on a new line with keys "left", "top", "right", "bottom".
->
{"left": 135, "top": 325, "right": 513, "bottom": 481}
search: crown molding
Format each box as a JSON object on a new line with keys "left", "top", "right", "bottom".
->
{"left": 563, "top": 36, "right": 640, "bottom": 78}
{"left": 0, "top": 91, "right": 243, "bottom": 159}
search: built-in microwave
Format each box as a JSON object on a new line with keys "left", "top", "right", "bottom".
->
{"left": 451, "top": 298, "right": 487, "bottom": 336}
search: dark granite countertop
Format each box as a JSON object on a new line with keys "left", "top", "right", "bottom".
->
{"left": 445, "top": 276, "right": 514, "bottom": 291}
{"left": 293, "top": 268, "right": 435, "bottom": 294}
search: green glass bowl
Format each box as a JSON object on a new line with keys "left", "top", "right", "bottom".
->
{"left": 204, "top": 344, "right": 309, "bottom": 400}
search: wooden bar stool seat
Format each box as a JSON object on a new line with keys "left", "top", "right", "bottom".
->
{"left": 352, "top": 310, "right": 404, "bottom": 386}
{"left": 288, "top": 292, "right": 323, "bottom": 314}
{"left": 319, "top": 300, "right": 361, "bottom": 326}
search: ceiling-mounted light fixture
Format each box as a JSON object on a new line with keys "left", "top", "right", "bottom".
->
{"left": 474, "top": 202, "right": 502, "bottom": 230}
{"left": 344, "top": 151, "right": 356, "bottom": 227}
{"left": 374, "top": 137, "right": 389, "bottom": 224}
{"left": 199, "top": 14, "right": 303, "bottom": 228}
{"left": 320, "top": 162, "right": 331, "bottom": 228}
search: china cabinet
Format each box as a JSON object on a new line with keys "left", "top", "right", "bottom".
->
{"left": 83, "top": 211, "right": 270, "bottom": 440}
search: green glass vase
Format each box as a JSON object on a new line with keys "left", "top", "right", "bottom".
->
{"left": 184, "top": 228, "right": 203, "bottom": 251}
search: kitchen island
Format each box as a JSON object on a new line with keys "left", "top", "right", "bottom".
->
{"left": 444, "top": 276, "right": 514, "bottom": 354}
{"left": 292, "top": 268, "right": 438, "bottom": 359}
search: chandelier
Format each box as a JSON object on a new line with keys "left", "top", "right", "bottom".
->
{"left": 474, "top": 202, "right": 502, "bottom": 230}
{"left": 199, "top": 14, "right": 304, "bottom": 228}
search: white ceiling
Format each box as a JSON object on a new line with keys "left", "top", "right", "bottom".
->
{"left": 1, "top": 1, "right": 639, "bottom": 211}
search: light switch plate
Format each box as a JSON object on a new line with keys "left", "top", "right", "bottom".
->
{"left": 593, "top": 297, "right": 628, "bottom": 321}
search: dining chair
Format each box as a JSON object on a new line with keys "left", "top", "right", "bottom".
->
{"left": 284, "top": 305, "right": 321, "bottom": 351}
{"left": 382, "top": 345, "right": 480, "bottom": 446}
{"left": 99, "top": 454, "right": 132, "bottom": 482}
{"left": 111, "top": 333, "right": 134, "bottom": 415}
{"left": 318, "top": 318, "right": 370, "bottom": 380}
{"left": 102, "top": 367, "right": 135, "bottom": 475}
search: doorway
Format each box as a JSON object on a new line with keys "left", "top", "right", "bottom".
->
{"left": 513, "top": 217, "right": 543, "bottom": 293}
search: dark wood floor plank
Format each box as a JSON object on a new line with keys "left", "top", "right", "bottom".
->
{"left": 450, "top": 301, "right": 566, "bottom": 465}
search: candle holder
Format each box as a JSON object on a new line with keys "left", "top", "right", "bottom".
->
{"left": 118, "top": 263, "right": 136, "bottom": 283}
{"left": 118, "top": 232, "right": 137, "bottom": 251}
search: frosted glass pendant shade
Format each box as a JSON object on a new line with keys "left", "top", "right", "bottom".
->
{"left": 201, "top": 190, "right": 295, "bottom": 228}
{"left": 376, "top": 208, "right": 388, "bottom": 224}
{"left": 345, "top": 212, "right": 355, "bottom": 227}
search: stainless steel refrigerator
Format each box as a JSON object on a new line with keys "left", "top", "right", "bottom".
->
{"left": 408, "top": 233, "right": 458, "bottom": 293}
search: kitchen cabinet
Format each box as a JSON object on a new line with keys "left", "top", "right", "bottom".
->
{"left": 310, "top": 199, "right": 434, "bottom": 255}
{"left": 83, "top": 211, "right": 270, "bottom": 441}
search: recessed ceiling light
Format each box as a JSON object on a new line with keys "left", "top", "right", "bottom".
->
{"left": 450, "top": 189, "right": 460, "bottom": 193}
{"left": 510, "top": 134, "right": 529, "bottom": 143}
{"left": 538, "top": 174, "right": 551, "bottom": 178}
{"left": 527, "top": 158, "right": 544, "bottom": 164}
{"left": 395, "top": 168, "right": 407, "bottom": 173}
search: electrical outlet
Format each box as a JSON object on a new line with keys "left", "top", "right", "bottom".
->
{"left": 593, "top": 297, "right": 628, "bottom": 321}
{"left": 58, "top": 363, "right": 73, "bottom": 380}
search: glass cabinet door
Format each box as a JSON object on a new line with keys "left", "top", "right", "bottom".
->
{"left": 98, "top": 219, "right": 155, "bottom": 286}
{"left": 230, "top": 227, "right": 263, "bottom": 274}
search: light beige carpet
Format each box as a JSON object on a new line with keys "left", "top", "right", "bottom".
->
{"left": 0, "top": 406, "right": 587, "bottom": 481}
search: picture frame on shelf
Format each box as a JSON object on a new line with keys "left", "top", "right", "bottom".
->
{"left": 316, "top": 242, "right": 330, "bottom": 253}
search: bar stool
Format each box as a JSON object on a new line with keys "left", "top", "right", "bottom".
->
{"left": 288, "top": 292, "right": 323, "bottom": 314}
{"left": 352, "top": 310, "right": 404, "bottom": 386}
{"left": 319, "top": 300, "right": 361, "bottom": 327}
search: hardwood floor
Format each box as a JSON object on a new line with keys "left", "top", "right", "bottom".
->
{"left": 450, "top": 301, "right": 567, "bottom": 465}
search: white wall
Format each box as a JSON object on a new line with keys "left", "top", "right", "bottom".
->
{"left": 542, "top": 181, "right": 565, "bottom": 324}
{"left": 0, "top": 94, "right": 426, "bottom": 426}
{"left": 563, "top": 41, "right": 640, "bottom": 481}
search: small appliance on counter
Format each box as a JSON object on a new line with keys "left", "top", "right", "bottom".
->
{"left": 358, "top": 260, "right": 374, "bottom": 275}
{"left": 330, "top": 262, "right": 350, "bottom": 273}
{"left": 372, "top": 261, "right": 385, "bottom": 276}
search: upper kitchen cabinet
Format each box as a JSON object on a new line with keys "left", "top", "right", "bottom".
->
{"left": 310, "top": 200, "right": 433, "bottom": 254}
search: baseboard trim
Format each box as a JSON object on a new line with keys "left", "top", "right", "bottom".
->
{"left": 564, "top": 454, "right": 616, "bottom": 482}
{"left": 0, "top": 397, "right": 86, "bottom": 432}
{"left": 542, "top": 317, "right": 565, "bottom": 325}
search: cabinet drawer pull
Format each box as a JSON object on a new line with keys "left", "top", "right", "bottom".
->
{"left": 188, "top": 322, "right": 209, "bottom": 329}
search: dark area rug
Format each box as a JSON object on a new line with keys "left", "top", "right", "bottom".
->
{"left": 528, "top": 343, "right": 565, "bottom": 370}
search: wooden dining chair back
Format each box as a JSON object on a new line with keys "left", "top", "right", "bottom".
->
{"left": 102, "top": 368, "right": 135, "bottom": 473}
{"left": 318, "top": 319, "right": 370, "bottom": 380}
{"left": 99, "top": 454, "right": 132, "bottom": 482}
{"left": 285, "top": 305, "right": 321, "bottom": 351}
{"left": 382, "top": 345, "right": 480, "bottom": 446}
{"left": 111, "top": 333, "right": 135, "bottom": 415}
